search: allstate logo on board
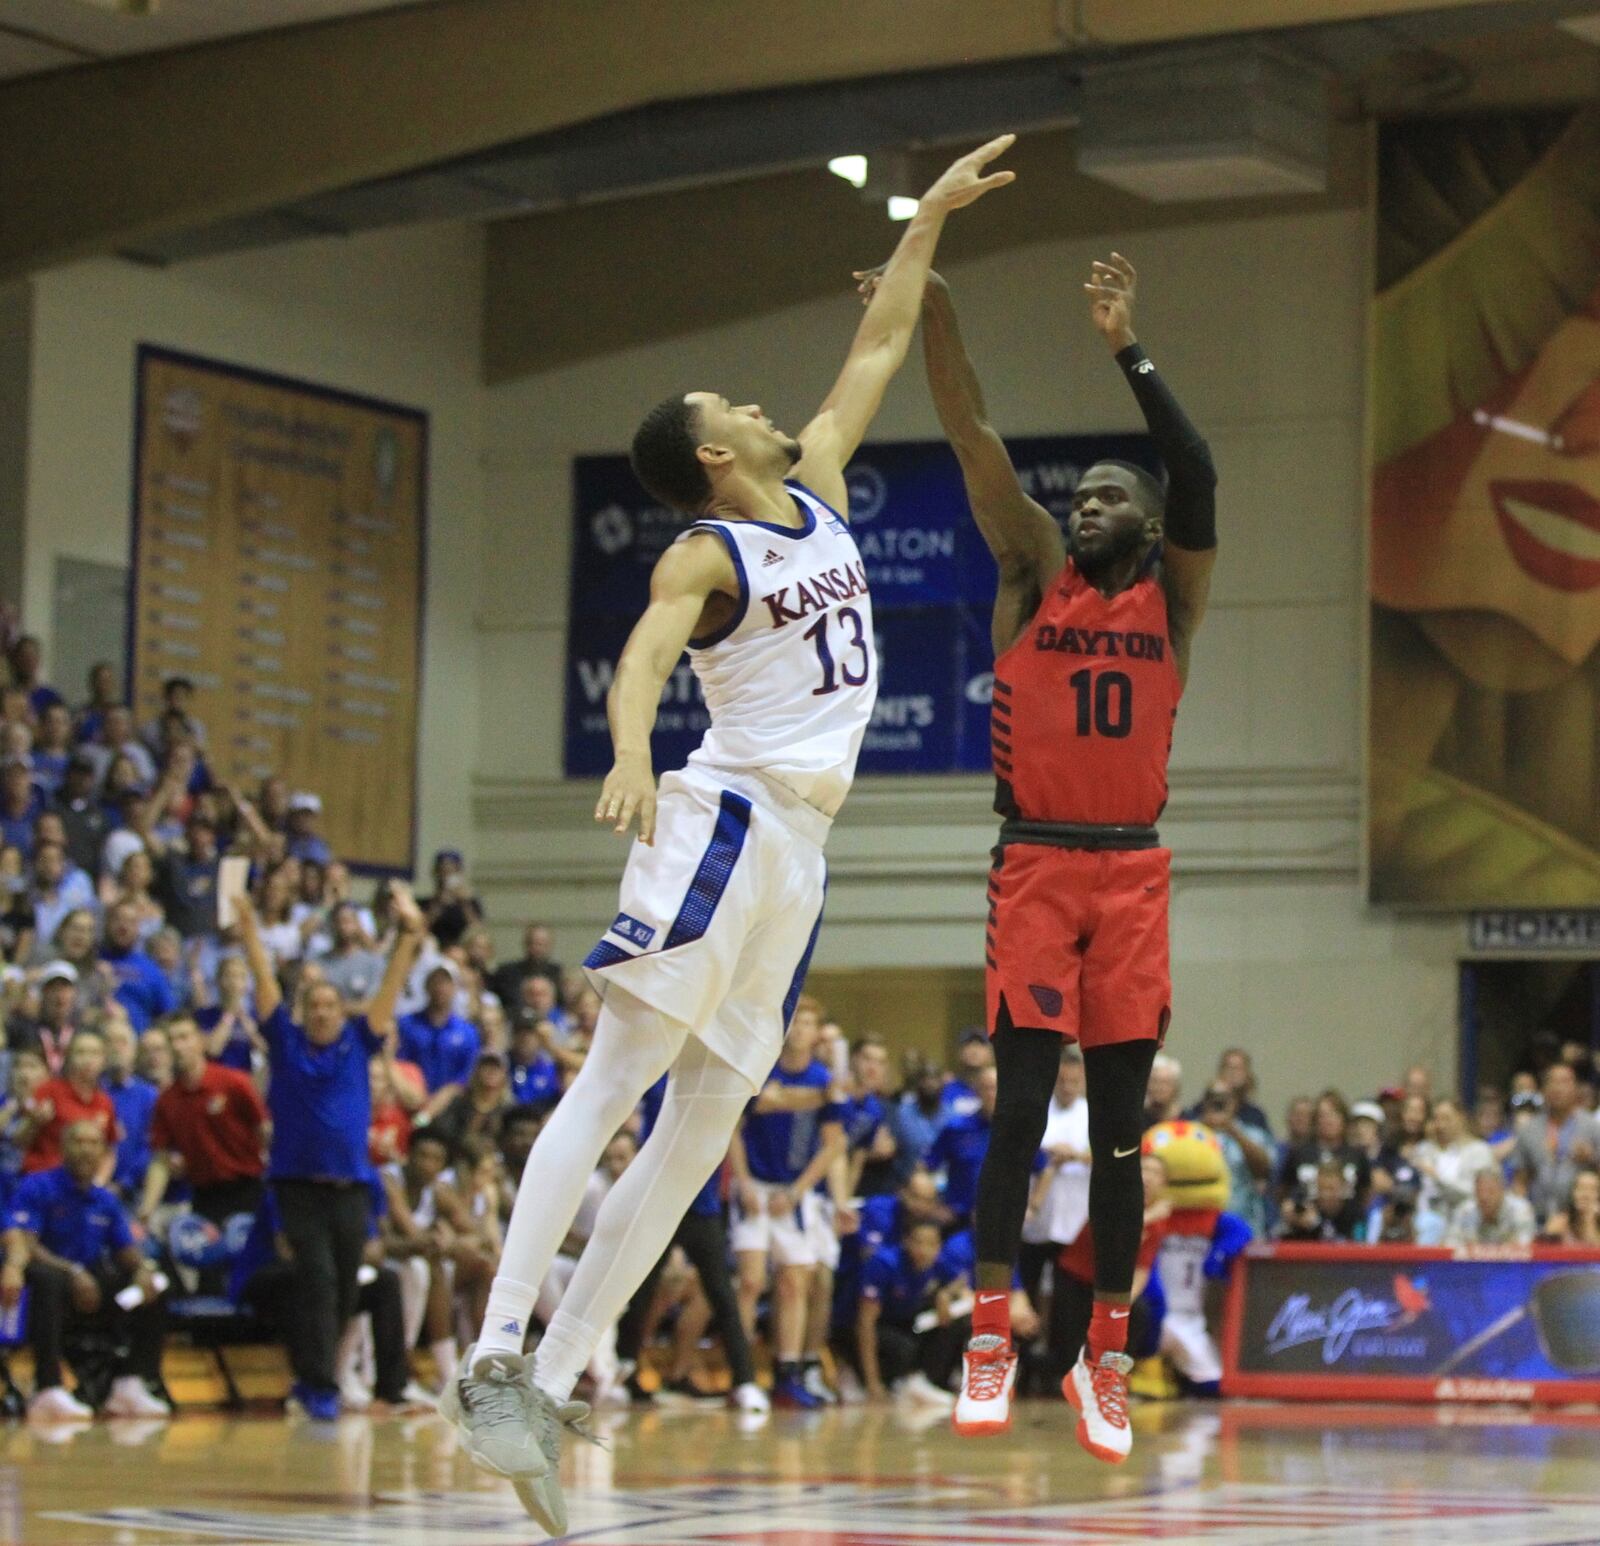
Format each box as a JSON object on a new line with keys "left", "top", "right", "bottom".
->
{"left": 162, "top": 387, "right": 204, "bottom": 441}
{"left": 844, "top": 463, "right": 888, "bottom": 523}
{"left": 591, "top": 504, "right": 635, "bottom": 557}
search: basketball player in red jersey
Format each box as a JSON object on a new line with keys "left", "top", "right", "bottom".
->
{"left": 863, "top": 252, "right": 1216, "bottom": 1460}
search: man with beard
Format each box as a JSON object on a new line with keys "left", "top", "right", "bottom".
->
{"left": 869, "top": 253, "right": 1216, "bottom": 1461}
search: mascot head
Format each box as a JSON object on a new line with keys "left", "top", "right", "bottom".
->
{"left": 1142, "top": 1120, "right": 1230, "bottom": 1212}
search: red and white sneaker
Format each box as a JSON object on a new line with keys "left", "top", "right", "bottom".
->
{"left": 1064, "top": 1350, "right": 1134, "bottom": 1464}
{"left": 952, "top": 1334, "right": 1017, "bottom": 1436}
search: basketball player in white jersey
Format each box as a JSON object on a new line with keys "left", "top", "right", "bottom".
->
{"left": 443, "top": 135, "right": 1015, "bottom": 1532}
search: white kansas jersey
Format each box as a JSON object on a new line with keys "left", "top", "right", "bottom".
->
{"left": 680, "top": 480, "right": 876, "bottom": 819}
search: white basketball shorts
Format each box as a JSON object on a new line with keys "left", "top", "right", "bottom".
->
{"left": 582, "top": 766, "right": 829, "bottom": 1094}
{"left": 730, "top": 1179, "right": 822, "bottom": 1268}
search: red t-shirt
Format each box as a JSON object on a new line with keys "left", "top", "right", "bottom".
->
{"left": 150, "top": 1063, "right": 268, "bottom": 1187}
{"left": 1058, "top": 1209, "right": 1171, "bottom": 1287}
{"left": 369, "top": 1101, "right": 413, "bottom": 1167}
{"left": 24, "top": 1077, "right": 120, "bottom": 1173}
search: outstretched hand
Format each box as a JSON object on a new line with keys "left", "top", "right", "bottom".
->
{"left": 1085, "top": 252, "right": 1137, "bottom": 351}
{"left": 919, "top": 134, "right": 1017, "bottom": 214}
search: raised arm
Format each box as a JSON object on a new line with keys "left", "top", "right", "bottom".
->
{"left": 917, "top": 272, "right": 1065, "bottom": 652}
{"left": 1086, "top": 253, "right": 1217, "bottom": 686}
{"left": 367, "top": 883, "right": 426, "bottom": 1048}
{"left": 595, "top": 533, "right": 738, "bottom": 846}
{"left": 792, "top": 135, "right": 1016, "bottom": 511}
{"left": 235, "top": 894, "right": 282, "bottom": 1021}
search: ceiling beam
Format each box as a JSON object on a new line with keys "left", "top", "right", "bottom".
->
{"left": 484, "top": 121, "right": 1369, "bottom": 382}
{"left": 0, "top": 0, "right": 1510, "bottom": 281}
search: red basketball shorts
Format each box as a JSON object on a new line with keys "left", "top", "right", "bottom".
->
{"left": 984, "top": 843, "right": 1171, "bottom": 1049}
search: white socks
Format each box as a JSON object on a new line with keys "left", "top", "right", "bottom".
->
{"left": 471, "top": 988, "right": 687, "bottom": 1364}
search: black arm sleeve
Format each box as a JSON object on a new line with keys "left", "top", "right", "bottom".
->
{"left": 1116, "top": 342, "right": 1217, "bottom": 551}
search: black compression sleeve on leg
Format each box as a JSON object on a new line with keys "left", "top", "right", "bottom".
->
{"left": 1115, "top": 343, "right": 1216, "bottom": 551}
{"left": 1083, "top": 1038, "right": 1160, "bottom": 1296}
{"left": 973, "top": 1003, "right": 1063, "bottom": 1269}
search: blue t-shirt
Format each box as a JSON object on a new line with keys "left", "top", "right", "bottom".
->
{"left": 941, "top": 1077, "right": 982, "bottom": 1120}
{"left": 928, "top": 1109, "right": 992, "bottom": 1220}
{"left": 742, "top": 1060, "right": 840, "bottom": 1185}
{"left": 397, "top": 1011, "right": 480, "bottom": 1093}
{"left": 262, "top": 1003, "right": 381, "bottom": 1182}
{"left": 8, "top": 1166, "right": 133, "bottom": 1268}
{"left": 103, "top": 1073, "right": 159, "bottom": 1196}
{"left": 0, "top": 786, "right": 45, "bottom": 855}
{"left": 860, "top": 1245, "right": 954, "bottom": 1329}
{"left": 839, "top": 1092, "right": 887, "bottom": 1155}
{"left": 510, "top": 1052, "right": 563, "bottom": 1111}
{"left": 195, "top": 1005, "right": 254, "bottom": 1073}
{"left": 886, "top": 1097, "right": 944, "bottom": 1181}
{"left": 102, "top": 945, "right": 179, "bottom": 1033}
{"left": 640, "top": 1075, "right": 721, "bottom": 1216}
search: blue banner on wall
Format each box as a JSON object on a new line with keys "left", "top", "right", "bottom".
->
{"left": 565, "top": 432, "right": 1156, "bottom": 779}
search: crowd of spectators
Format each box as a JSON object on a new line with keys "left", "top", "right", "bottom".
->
{"left": 0, "top": 636, "right": 1597, "bottom": 1425}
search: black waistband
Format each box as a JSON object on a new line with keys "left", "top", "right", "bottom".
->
{"left": 997, "top": 818, "right": 1159, "bottom": 852}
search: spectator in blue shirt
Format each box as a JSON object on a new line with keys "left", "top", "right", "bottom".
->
{"left": 853, "top": 1219, "right": 966, "bottom": 1407}
{"left": 100, "top": 1015, "right": 158, "bottom": 1202}
{"left": 398, "top": 963, "right": 481, "bottom": 1119}
{"left": 730, "top": 1016, "right": 846, "bottom": 1410}
{"left": 0, "top": 758, "right": 44, "bottom": 856}
{"left": 941, "top": 1031, "right": 996, "bottom": 1121}
{"left": 508, "top": 1020, "right": 562, "bottom": 1112}
{"left": 29, "top": 703, "right": 74, "bottom": 795}
{"left": 237, "top": 883, "right": 424, "bottom": 1420}
{"left": 101, "top": 900, "right": 178, "bottom": 1033}
{"left": 284, "top": 792, "right": 332, "bottom": 866}
{"left": 1, "top": 1118, "right": 169, "bottom": 1419}
{"left": 28, "top": 839, "right": 95, "bottom": 953}
{"left": 840, "top": 1036, "right": 896, "bottom": 1197}
{"left": 887, "top": 1062, "right": 947, "bottom": 1184}
{"left": 7, "top": 637, "right": 63, "bottom": 718}
{"left": 928, "top": 1065, "right": 997, "bottom": 1228}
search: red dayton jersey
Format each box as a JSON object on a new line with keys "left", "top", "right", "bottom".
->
{"left": 992, "top": 556, "right": 1180, "bottom": 828}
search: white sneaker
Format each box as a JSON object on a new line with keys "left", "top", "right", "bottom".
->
{"left": 28, "top": 1386, "right": 94, "bottom": 1422}
{"left": 730, "top": 1381, "right": 770, "bottom": 1414}
{"left": 1064, "top": 1350, "right": 1134, "bottom": 1464}
{"left": 953, "top": 1334, "right": 1017, "bottom": 1436}
{"left": 801, "top": 1363, "right": 837, "bottom": 1405}
{"left": 833, "top": 1366, "right": 868, "bottom": 1406}
{"left": 893, "top": 1372, "right": 956, "bottom": 1411}
{"left": 398, "top": 1380, "right": 437, "bottom": 1409}
{"left": 337, "top": 1374, "right": 373, "bottom": 1412}
{"left": 103, "top": 1377, "right": 173, "bottom": 1419}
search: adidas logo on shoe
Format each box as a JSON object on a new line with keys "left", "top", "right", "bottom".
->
{"left": 762, "top": 549, "right": 784, "bottom": 567}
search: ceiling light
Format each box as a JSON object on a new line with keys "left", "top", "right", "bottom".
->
{"left": 1558, "top": 13, "right": 1600, "bottom": 46}
{"left": 828, "top": 155, "right": 869, "bottom": 189}
{"left": 887, "top": 196, "right": 919, "bottom": 221}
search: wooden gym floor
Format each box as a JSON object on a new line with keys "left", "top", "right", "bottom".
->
{"left": 8, "top": 1398, "right": 1600, "bottom": 1544}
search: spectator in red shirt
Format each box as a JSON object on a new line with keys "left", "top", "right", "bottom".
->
{"left": 369, "top": 1057, "right": 413, "bottom": 1168}
{"left": 138, "top": 1015, "right": 268, "bottom": 1227}
{"left": 21, "top": 1028, "right": 118, "bottom": 1179}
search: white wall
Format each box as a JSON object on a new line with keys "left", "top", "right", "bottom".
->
{"left": 17, "top": 223, "right": 485, "bottom": 870}
{"left": 476, "top": 204, "right": 1461, "bottom": 1117}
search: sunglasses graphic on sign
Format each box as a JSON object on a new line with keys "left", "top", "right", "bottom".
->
{"left": 1433, "top": 1269, "right": 1600, "bottom": 1376}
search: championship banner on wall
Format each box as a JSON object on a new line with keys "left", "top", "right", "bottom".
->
{"left": 1223, "top": 1243, "right": 1600, "bottom": 1404}
{"left": 131, "top": 347, "right": 426, "bottom": 871}
{"left": 1367, "top": 108, "right": 1600, "bottom": 906}
{"left": 565, "top": 432, "right": 1154, "bottom": 778}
